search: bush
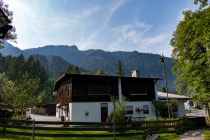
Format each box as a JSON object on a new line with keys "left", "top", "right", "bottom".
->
{"left": 0, "top": 109, "right": 13, "bottom": 119}
{"left": 107, "top": 97, "right": 127, "bottom": 133}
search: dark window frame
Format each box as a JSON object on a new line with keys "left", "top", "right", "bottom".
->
{"left": 143, "top": 105, "right": 149, "bottom": 114}
{"left": 126, "top": 106, "right": 133, "bottom": 114}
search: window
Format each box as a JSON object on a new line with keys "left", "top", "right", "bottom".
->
{"left": 143, "top": 105, "right": 149, "bottom": 114}
{"left": 68, "top": 86, "right": 71, "bottom": 97}
{"left": 88, "top": 85, "right": 110, "bottom": 95}
{"left": 128, "top": 86, "right": 147, "bottom": 95}
{"left": 126, "top": 106, "right": 133, "bottom": 114}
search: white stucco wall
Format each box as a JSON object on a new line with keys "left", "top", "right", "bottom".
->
{"left": 126, "top": 101, "right": 155, "bottom": 119}
{"left": 70, "top": 102, "right": 112, "bottom": 122}
{"left": 69, "top": 101, "right": 155, "bottom": 122}
{"left": 177, "top": 100, "right": 186, "bottom": 117}
{"left": 56, "top": 104, "right": 59, "bottom": 118}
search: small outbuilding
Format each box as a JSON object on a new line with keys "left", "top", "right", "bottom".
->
{"left": 157, "top": 91, "right": 192, "bottom": 117}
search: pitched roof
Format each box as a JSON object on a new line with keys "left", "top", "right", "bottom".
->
{"left": 157, "top": 91, "right": 192, "bottom": 100}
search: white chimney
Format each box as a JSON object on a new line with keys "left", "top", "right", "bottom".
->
{"left": 132, "top": 70, "right": 140, "bottom": 77}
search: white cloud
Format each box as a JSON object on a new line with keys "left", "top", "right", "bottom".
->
{"left": 81, "top": 6, "right": 100, "bottom": 18}
{"left": 6, "top": 0, "right": 173, "bottom": 56}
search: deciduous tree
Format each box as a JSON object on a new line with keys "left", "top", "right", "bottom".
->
{"left": 171, "top": 8, "right": 210, "bottom": 107}
{"left": 194, "top": 0, "right": 209, "bottom": 9}
{"left": 13, "top": 73, "right": 45, "bottom": 118}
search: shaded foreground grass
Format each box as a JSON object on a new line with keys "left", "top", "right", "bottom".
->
{"left": 0, "top": 127, "right": 179, "bottom": 140}
{"left": 0, "top": 135, "right": 142, "bottom": 140}
{"left": 0, "top": 134, "right": 179, "bottom": 140}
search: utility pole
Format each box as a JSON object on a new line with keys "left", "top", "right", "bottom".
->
{"left": 113, "top": 96, "right": 116, "bottom": 140}
{"left": 160, "top": 53, "right": 170, "bottom": 119}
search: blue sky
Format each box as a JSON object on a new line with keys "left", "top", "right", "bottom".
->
{"left": 6, "top": 0, "right": 197, "bottom": 56}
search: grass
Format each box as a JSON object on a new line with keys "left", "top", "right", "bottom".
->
{"left": 0, "top": 133, "right": 179, "bottom": 140}
{"left": 204, "top": 129, "right": 210, "bottom": 140}
{"left": 0, "top": 134, "right": 179, "bottom": 140}
{"left": 0, "top": 134, "right": 143, "bottom": 140}
{"left": 0, "top": 127, "right": 179, "bottom": 140}
{"left": 159, "top": 133, "right": 179, "bottom": 140}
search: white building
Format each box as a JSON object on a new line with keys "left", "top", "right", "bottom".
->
{"left": 54, "top": 73, "right": 159, "bottom": 122}
{"left": 157, "top": 91, "right": 192, "bottom": 117}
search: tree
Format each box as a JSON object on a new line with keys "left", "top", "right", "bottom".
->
{"left": 66, "top": 65, "right": 80, "bottom": 74}
{"left": 0, "top": 73, "right": 15, "bottom": 118}
{"left": 117, "top": 61, "right": 124, "bottom": 76}
{"left": 194, "top": 0, "right": 209, "bottom": 9}
{"left": 106, "top": 96, "right": 127, "bottom": 133}
{"left": 12, "top": 73, "right": 45, "bottom": 118}
{"left": 0, "top": 0, "right": 17, "bottom": 41}
{"left": 95, "top": 69, "right": 107, "bottom": 75}
{"left": 171, "top": 8, "right": 210, "bottom": 108}
{"left": 0, "top": 73, "right": 15, "bottom": 103}
{"left": 156, "top": 100, "right": 178, "bottom": 118}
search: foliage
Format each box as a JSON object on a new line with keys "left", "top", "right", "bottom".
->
{"left": 95, "top": 69, "right": 107, "bottom": 75}
{"left": 106, "top": 97, "right": 127, "bottom": 133}
{"left": 0, "top": 73, "right": 14, "bottom": 118}
{"left": 0, "top": 0, "right": 17, "bottom": 41}
{"left": 194, "top": 0, "right": 209, "bottom": 9}
{"left": 182, "top": 118, "right": 196, "bottom": 130}
{"left": 0, "top": 73, "right": 45, "bottom": 118}
{"left": 66, "top": 65, "right": 80, "bottom": 74}
{"left": 1, "top": 73, "right": 45, "bottom": 118}
{"left": 156, "top": 100, "right": 178, "bottom": 118}
{"left": 171, "top": 7, "right": 210, "bottom": 106}
{"left": 0, "top": 73, "right": 15, "bottom": 103}
{"left": 117, "top": 61, "right": 124, "bottom": 76}
{"left": 204, "top": 129, "right": 210, "bottom": 140}
{"left": 0, "top": 54, "right": 55, "bottom": 109}
{"left": 159, "top": 133, "right": 179, "bottom": 140}
{"left": 145, "top": 117, "right": 158, "bottom": 121}
{"left": 110, "top": 96, "right": 127, "bottom": 123}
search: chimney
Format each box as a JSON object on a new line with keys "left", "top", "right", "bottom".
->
{"left": 132, "top": 70, "right": 140, "bottom": 77}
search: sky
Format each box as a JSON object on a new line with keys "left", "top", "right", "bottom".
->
{"left": 5, "top": 0, "right": 197, "bottom": 57}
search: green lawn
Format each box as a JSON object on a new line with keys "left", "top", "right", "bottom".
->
{"left": 204, "top": 129, "right": 210, "bottom": 140}
{"left": 159, "top": 134, "right": 179, "bottom": 140}
{"left": 0, "top": 127, "right": 179, "bottom": 140}
{"left": 0, "top": 135, "right": 143, "bottom": 140}
{"left": 0, "top": 134, "right": 179, "bottom": 140}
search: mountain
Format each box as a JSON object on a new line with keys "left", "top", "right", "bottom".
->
{"left": 0, "top": 42, "right": 176, "bottom": 92}
{"left": 0, "top": 40, "right": 22, "bottom": 56}
{"left": 31, "top": 54, "right": 70, "bottom": 78}
{"left": 31, "top": 54, "right": 89, "bottom": 78}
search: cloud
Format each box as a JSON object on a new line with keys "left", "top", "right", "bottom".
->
{"left": 6, "top": 0, "right": 173, "bottom": 56}
{"left": 81, "top": 6, "right": 100, "bottom": 18}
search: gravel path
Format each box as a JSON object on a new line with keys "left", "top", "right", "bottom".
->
{"left": 30, "top": 114, "right": 60, "bottom": 121}
{"left": 180, "top": 129, "right": 204, "bottom": 140}
{"left": 30, "top": 114, "right": 62, "bottom": 127}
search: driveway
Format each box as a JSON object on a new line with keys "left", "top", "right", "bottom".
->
{"left": 30, "top": 114, "right": 60, "bottom": 121}
{"left": 30, "top": 114, "right": 62, "bottom": 127}
{"left": 180, "top": 129, "right": 204, "bottom": 140}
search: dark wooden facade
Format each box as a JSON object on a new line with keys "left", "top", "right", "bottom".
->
{"left": 121, "top": 77, "right": 156, "bottom": 101}
{"left": 54, "top": 74, "right": 159, "bottom": 104}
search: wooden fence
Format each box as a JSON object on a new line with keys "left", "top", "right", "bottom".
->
{"left": 0, "top": 119, "right": 182, "bottom": 139}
